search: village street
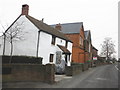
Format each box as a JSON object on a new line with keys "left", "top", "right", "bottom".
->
{"left": 3, "top": 63, "right": 119, "bottom": 88}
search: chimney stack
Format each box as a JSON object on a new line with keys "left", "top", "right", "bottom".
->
{"left": 21, "top": 4, "right": 29, "bottom": 15}
{"left": 55, "top": 23, "right": 61, "bottom": 31}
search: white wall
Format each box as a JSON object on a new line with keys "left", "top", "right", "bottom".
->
{"left": 4, "top": 15, "right": 39, "bottom": 56}
{"left": 0, "top": 36, "right": 3, "bottom": 55}
{"left": 67, "top": 42, "right": 73, "bottom": 66}
{"left": 55, "top": 38, "right": 66, "bottom": 46}
{"left": 38, "top": 31, "right": 66, "bottom": 64}
{"left": 38, "top": 31, "right": 52, "bottom": 64}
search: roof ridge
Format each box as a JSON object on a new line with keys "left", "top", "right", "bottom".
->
{"left": 5, "top": 14, "right": 22, "bottom": 33}
{"left": 51, "top": 22, "right": 83, "bottom": 26}
{"left": 25, "top": 15, "right": 72, "bottom": 42}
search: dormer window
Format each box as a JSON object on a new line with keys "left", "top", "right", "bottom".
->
{"left": 51, "top": 35, "right": 56, "bottom": 45}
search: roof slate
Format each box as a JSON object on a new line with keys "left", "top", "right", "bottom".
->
{"left": 26, "top": 15, "right": 72, "bottom": 42}
{"left": 51, "top": 22, "right": 83, "bottom": 34}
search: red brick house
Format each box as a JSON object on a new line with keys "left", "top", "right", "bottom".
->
{"left": 84, "top": 30, "right": 93, "bottom": 65}
{"left": 51, "top": 23, "right": 86, "bottom": 63}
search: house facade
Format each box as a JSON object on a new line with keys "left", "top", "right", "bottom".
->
{"left": 51, "top": 23, "right": 86, "bottom": 63}
{"left": 1, "top": 4, "right": 73, "bottom": 66}
{"left": 84, "top": 30, "right": 93, "bottom": 64}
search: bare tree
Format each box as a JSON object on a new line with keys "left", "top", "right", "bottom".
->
{"left": 0, "top": 21, "right": 7, "bottom": 55}
{"left": 5, "top": 21, "right": 25, "bottom": 63}
{"left": 100, "top": 37, "right": 116, "bottom": 61}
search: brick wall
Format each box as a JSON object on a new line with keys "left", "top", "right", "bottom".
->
{"left": 65, "top": 64, "right": 82, "bottom": 76}
{"left": 82, "top": 63, "right": 89, "bottom": 71}
{"left": 65, "top": 62, "right": 89, "bottom": 76}
{"left": 2, "top": 64, "right": 55, "bottom": 84}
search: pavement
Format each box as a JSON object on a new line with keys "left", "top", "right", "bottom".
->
{"left": 55, "top": 74, "right": 72, "bottom": 82}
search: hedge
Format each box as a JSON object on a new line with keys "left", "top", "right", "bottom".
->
{"left": 1, "top": 55, "right": 43, "bottom": 64}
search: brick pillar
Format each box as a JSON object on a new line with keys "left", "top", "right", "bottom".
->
{"left": 45, "top": 64, "right": 55, "bottom": 84}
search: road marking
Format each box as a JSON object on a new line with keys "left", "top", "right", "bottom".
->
{"left": 64, "top": 76, "right": 72, "bottom": 79}
{"left": 96, "top": 78, "right": 107, "bottom": 81}
{"left": 115, "top": 65, "right": 119, "bottom": 71}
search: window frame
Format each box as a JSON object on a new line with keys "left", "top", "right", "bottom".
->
{"left": 49, "top": 54, "right": 54, "bottom": 62}
{"left": 65, "top": 41, "right": 68, "bottom": 48}
{"left": 51, "top": 35, "right": 56, "bottom": 45}
{"left": 80, "top": 36, "right": 83, "bottom": 46}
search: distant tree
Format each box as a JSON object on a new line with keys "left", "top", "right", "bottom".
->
{"left": 100, "top": 37, "right": 116, "bottom": 61}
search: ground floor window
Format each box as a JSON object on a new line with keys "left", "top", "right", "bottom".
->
{"left": 49, "top": 54, "right": 54, "bottom": 62}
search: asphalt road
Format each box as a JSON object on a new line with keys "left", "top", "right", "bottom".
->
{"left": 3, "top": 64, "right": 119, "bottom": 88}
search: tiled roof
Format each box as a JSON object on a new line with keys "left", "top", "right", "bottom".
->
{"left": 26, "top": 15, "right": 72, "bottom": 42}
{"left": 92, "top": 46, "right": 98, "bottom": 51}
{"left": 51, "top": 22, "right": 83, "bottom": 34}
{"left": 57, "top": 45, "right": 71, "bottom": 54}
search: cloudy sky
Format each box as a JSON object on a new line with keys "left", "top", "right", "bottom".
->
{"left": 0, "top": 0, "right": 119, "bottom": 59}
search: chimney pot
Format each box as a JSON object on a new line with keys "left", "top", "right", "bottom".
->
{"left": 21, "top": 4, "right": 29, "bottom": 15}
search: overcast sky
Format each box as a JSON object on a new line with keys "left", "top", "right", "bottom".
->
{"left": 0, "top": 0, "right": 119, "bottom": 59}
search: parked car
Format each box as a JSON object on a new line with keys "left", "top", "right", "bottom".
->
{"left": 55, "top": 60, "right": 66, "bottom": 74}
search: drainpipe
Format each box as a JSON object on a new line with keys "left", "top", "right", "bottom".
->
{"left": 36, "top": 30, "right": 40, "bottom": 57}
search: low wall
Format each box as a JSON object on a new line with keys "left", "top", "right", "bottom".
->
{"left": 65, "top": 64, "right": 82, "bottom": 76}
{"left": 88, "top": 62, "right": 92, "bottom": 68}
{"left": 82, "top": 63, "right": 89, "bottom": 71}
{"left": 2, "top": 64, "right": 55, "bottom": 84}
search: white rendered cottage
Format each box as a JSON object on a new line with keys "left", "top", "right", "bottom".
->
{"left": 0, "top": 4, "right": 73, "bottom": 66}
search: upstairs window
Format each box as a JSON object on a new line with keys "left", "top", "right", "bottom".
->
{"left": 65, "top": 41, "right": 68, "bottom": 48}
{"left": 80, "top": 36, "right": 83, "bottom": 46}
{"left": 51, "top": 35, "right": 56, "bottom": 45}
{"left": 89, "top": 43, "right": 91, "bottom": 52}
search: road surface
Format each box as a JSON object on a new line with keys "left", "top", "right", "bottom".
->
{"left": 3, "top": 64, "right": 119, "bottom": 88}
